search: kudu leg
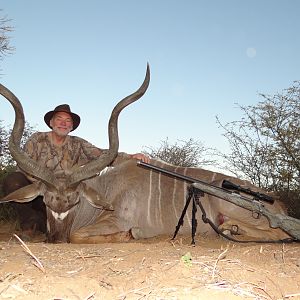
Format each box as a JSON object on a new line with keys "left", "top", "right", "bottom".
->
{"left": 70, "top": 230, "right": 133, "bottom": 244}
{"left": 69, "top": 211, "right": 134, "bottom": 244}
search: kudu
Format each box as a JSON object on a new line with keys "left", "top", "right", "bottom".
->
{"left": 0, "top": 65, "right": 291, "bottom": 243}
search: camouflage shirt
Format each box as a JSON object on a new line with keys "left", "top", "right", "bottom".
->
{"left": 23, "top": 132, "right": 130, "bottom": 174}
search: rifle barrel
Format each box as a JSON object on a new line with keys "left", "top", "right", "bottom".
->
{"left": 137, "top": 161, "right": 203, "bottom": 184}
{"left": 138, "top": 161, "right": 273, "bottom": 204}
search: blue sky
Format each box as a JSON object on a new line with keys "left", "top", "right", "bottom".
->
{"left": 1, "top": 1, "right": 300, "bottom": 163}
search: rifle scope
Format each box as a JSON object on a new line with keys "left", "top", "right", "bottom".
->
{"left": 222, "top": 180, "right": 274, "bottom": 204}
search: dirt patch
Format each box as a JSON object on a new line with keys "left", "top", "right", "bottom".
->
{"left": 0, "top": 223, "right": 299, "bottom": 300}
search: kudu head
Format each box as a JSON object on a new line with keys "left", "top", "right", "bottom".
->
{"left": 0, "top": 64, "right": 150, "bottom": 242}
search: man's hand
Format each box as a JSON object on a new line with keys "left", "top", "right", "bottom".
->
{"left": 131, "top": 153, "right": 150, "bottom": 163}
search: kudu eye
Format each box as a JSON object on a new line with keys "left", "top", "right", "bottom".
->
{"left": 66, "top": 190, "right": 80, "bottom": 203}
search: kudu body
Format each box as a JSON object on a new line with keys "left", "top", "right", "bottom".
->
{"left": 0, "top": 66, "right": 291, "bottom": 243}
{"left": 68, "top": 159, "right": 290, "bottom": 243}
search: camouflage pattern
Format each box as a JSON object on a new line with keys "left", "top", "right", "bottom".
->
{"left": 22, "top": 132, "right": 129, "bottom": 178}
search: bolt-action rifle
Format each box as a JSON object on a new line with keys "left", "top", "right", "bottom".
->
{"left": 137, "top": 161, "right": 300, "bottom": 242}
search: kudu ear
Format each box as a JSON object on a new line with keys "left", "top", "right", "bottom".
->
{"left": 79, "top": 182, "right": 114, "bottom": 211}
{"left": 1, "top": 182, "right": 45, "bottom": 203}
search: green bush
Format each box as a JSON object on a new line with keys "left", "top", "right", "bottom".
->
{"left": 277, "top": 189, "right": 300, "bottom": 219}
{"left": 0, "top": 166, "right": 17, "bottom": 221}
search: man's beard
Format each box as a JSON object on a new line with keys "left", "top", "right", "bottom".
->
{"left": 52, "top": 126, "right": 72, "bottom": 137}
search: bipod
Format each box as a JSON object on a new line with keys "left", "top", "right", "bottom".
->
{"left": 172, "top": 185, "right": 204, "bottom": 245}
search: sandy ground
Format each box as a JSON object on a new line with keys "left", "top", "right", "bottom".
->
{"left": 0, "top": 223, "right": 300, "bottom": 300}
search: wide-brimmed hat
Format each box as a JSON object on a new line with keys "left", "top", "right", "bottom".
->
{"left": 44, "top": 104, "right": 81, "bottom": 131}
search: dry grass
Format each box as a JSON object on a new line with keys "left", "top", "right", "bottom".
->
{"left": 13, "top": 234, "right": 45, "bottom": 273}
{"left": 0, "top": 235, "right": 299, "bottom": 299}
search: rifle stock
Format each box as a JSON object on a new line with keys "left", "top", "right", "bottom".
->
{"left": 192, "top": 182, "right": 300, "bottom": 240}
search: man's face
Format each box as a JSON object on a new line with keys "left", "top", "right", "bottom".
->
{"left": 50, "top": 112, "right": 73, "bottom": 137}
